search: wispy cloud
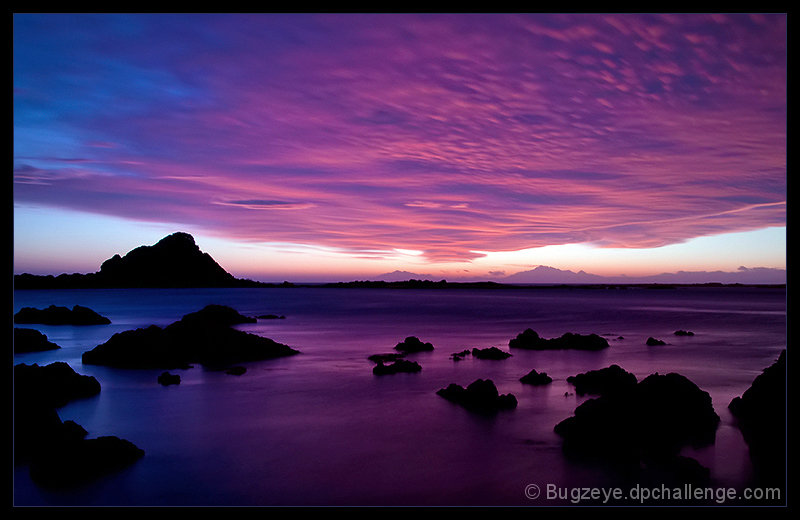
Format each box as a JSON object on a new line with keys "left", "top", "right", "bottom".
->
{"left": 13, "top": 13, "right": 786, "bottom": 263}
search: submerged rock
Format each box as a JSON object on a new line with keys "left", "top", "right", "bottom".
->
{"left": 394, "top": 336, "right": 434, "bottom": 353}
{"left": 509, "top": 328, "right": 609, "bottom": 351}
{"left": 373, "top": 359, "right": 422, "bottom": 375}
{"left": 729, "top": 350, "right": 786, "bottom": 490}
{"left": 14, "top": 328, "right": 61, "bottom": 353}
{"left": 437, "top": 379, "right": 517, "bottom": 413}
{"left": 646, "top": 337, "right": 667, "bottom": 346}
{"left": 157, "top": 371, "right": 181, "bottom": 386}
{"left": 520, "top": 369, "right": 553, "bottom": 386}
{"left": 566, "top": 365, "right": 637, "bottom": 396}
{"left": 471, "top": 347, "right": 512, "bottom": 360}
{"left": 555, "top": 372, "right": 720, "bottom": 467}
{"left": 14, "top": 305, "right": 111, "bottom": 326}
{"left": 82, "top": 305, "right": 299, "bottom": 369}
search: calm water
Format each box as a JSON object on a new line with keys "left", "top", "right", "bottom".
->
{"left": 12, "top": 286, "right": 786, "bottom": 506}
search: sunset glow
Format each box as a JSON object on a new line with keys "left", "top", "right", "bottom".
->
{"left": 13, "top": 13, "right": 786, "bottom": 282}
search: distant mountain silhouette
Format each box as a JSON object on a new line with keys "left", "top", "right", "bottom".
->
{"left": 375, "top": 270, "right": 436, "bottom": 282}
{"left": 14, "top": 232, "right": 268, "bottom": 289}
{"left": 502, "top": 265, "right": 785, "bottom": 285}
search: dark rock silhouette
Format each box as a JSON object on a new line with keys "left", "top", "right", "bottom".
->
{"left": 471, "top": 347, "right": 512, "bottom": 360}
{"left": 81, "top": 304, "right": 299, "bottom": 369}
{"left": 394, "top": 336, "right": 434, "bottom": 353}
{"left": 554, "top": 372, "right": 719, "bottom": 468}
{"left": 14, "top": 305, "right": 111, "bottom": 325}
{"left": 13, "top": 232, "right": 270, "bottom": 289}
{"left": 367, "top": 352, "right": 406, "bottom": 363}
{"left": 436, "top": 379, "right": 517, "bottom": 413}
{"left": 566, "top": 365, "right": 637, "bottom": 396}
{"left": 14, "top": 361, "right": 144, "bottom": 488}
{"left": 450, "top": 349, "right": 471, "bottom": 361}
{"left": 157, "top": 372, "right": 181, "bottom": 386}
{"left": 258, "top": 314, "right": 286, "bottom": 320}
{"left": 509, "top": 328, "right": 609, "bottom": 350}
{"left": 519, "top": 369, "right": 553, "bottom": 386}
{"left": 729, "top": 350, "right": 786, "bottom": 491}
{"left": 674, "top": 330, "right": 695, "bottom": 336}
{"left": 373, "top": 359, "right": 422, "bottom": 375}
{"left": 14, "top": 328, "right": 61, "bottom": 353}
{"left": 646, "top": 337, "right": 667, "bottom": 346}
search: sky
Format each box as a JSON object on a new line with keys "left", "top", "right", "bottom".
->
{"left": 13, "top": 13, "right": 787, "bottom": 283}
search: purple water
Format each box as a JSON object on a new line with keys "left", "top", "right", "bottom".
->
{"left": 12, "top": 286, "right": 786, "bottom": 506}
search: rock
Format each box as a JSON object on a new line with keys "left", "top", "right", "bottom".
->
{"left": 157, "top": 372, "right": 181, "bottom": 386}
{"left": 436, "top": 379, "right": 517, "bottom": 413}
{"left": 14, "top": 305, "right": 111, "bottom": 325}
{"left": 450, "top": 349, "right": 471, "bottom": 361}
{"left": 471, "top": 347, "right": 512, "bottom": 360}
{"left": 674, "top": 330, "right": 695, "bottom": 336}
{"left": 367, "top": 353, "right": 406, "bottom": 363}
{"left": 14, "top": 362, "right": 101, "bottom": 410}
{"left": 566, "top": 365, "right": 637, "bottom": 396}
{"left": 520, "top": 369, "right": 553, "bottom": 386}
{"left": 554, "top": 372, "right": 720, "bottom": 466}
{"left": 225, "top": 366, "right": 247, "bottom": 376}
{"left": 509, "top": 328, "right": 609, "bottom": 351}
{"left": 257, "top": 314, "right": 286, "bottom": 320}
{"left": 14, "top": 328, "right": 61, "bottom": 353}
{"left": 646, "top": 337, "right": 667, "bottom": 346}
{"left": 394, "top": 336, "right": 434, "bottom": 353}
{"left": 729, "top": 350, "right": 786, "bottom": 490}
{"left": 373, "top": 359, "right": 422, "bottom": 375}
{"left": 81, "top": 305, "right": 300, "bottom": 369}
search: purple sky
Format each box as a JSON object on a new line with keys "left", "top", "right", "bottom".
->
{"left": 13, "top": 13, "right": 786, "bottom": 281}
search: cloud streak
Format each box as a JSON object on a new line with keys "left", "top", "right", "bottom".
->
{"left": 13, "top": 13, "right": 786, "bottom": 264}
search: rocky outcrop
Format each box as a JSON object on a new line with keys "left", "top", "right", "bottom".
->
{"left": 729, "top": 350, "right": 786, "bottom": 490}
{"left": 566, "top": 365, "right": 637, "bottom": 396}
{"left": 674, "top": 330, "right": 694, "bottom": 336}
{"left": 555, "top": 372, "right": 720, "bottom": 467}
{"left": 646, "top": 337, "right": 667, "bottom": 346}
{"left": 14, "top": 328, "right": 61, "bottom": 353}
{"left": 81, "top": 305, "right": 299, "bottom": 369}
{"left": 509, "top": 328, "right": 609, "bottom": 351}
{"left": 373, "top": 359, "right": 422, "bottom": 375}
{"left": 437, "top": 379, "right": 517, "bottom": 413}
{"left": 471, "top": 347, "right": 512, "bottom": 360}
{"left": 157, "top": 372, "right": 181, "bottom": 386}
{"left": 14, "top": 305, "right": 111, "bottom": 325}
{"left": 519, "top": 369, "right": 553, "bottom": 386}
{"left": 14, "top": 362, "right": 144, "bottom": 488}
{"left": 394, "top": 336, "right": 434, "bottom": 353}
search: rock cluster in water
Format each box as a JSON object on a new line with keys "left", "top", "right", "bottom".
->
{"left": 373, "top": 359, "right": 423, "bottom": 375}
{"left": 437, "top": 379, "right": 517, "bottom": 413}
{"left": 14, "top": 305, "right": 111, "bottom": 325}
{"left": 519, "top": 369, "right": 553, "bottom": 386}
{"left": 471, "top": 347, "right": 512, "bottom": 360}
{"left": 566, "top": 365, "right": 638, "bottom": 396}
{"left": 394, "top": 336, "right": 434, "bottom": 353}
{"left": 14, "top": 328, "right": 61, "bottom": 353}
{"left": 82, "top": 304, "right": 299, "bottom": 369}
{"left": 14, "top": 362, "right": 144, "bottom": 488}
{"left": 509, "top": 328, "right": 609, "bottom": 351}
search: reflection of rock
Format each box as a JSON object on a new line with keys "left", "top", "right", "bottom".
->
{"left": 566, "top": 365, "right": 637, "bottom": 396}
{"left": 555, "top": 372, "right": 719, "bottom": 470}
{"left": 674, "top": 330, "right": 694, "bottom": 337}
{"left": 471, "top": 347, "right": 512, "bottom": 360}
{"left": 646, "top": 337, "right": 667, "bottom": 346}
{"left": 14, "top": 328, "right": 61, "bottom": 353}
{"left": 373, "top": 359, "right": 422, "bottom": 375}
{"left": 82, "top": 305, "right": 299, "bottom": 369}
{"left": 509, "top": 328, "right": 609, "bottom": 350}
{"left": 157, "top": 372, "right": 181, "bottom": 386}
{"left": 14, "top": 305, "right": 111, "bottom": 325}
{"left": 368, "top": 353, "right": 405, "bottom": 363}
{"left": 519, "top": 369, "right": 552, "bottom": 386}
{"left": 394, "top": 336, "right": 434, "bottom": 353}
{"left": 14, "top": 362, "right": 144, "bottom": 488}
{"left": 437, "top": 379, "right": 517, "bottom": 413}
{"left": 729, "top": 350, "right": 786, "bottom": 491}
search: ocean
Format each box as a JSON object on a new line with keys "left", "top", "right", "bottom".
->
{"left": 12, "top": 285, "right": 786, "bottom": 506}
